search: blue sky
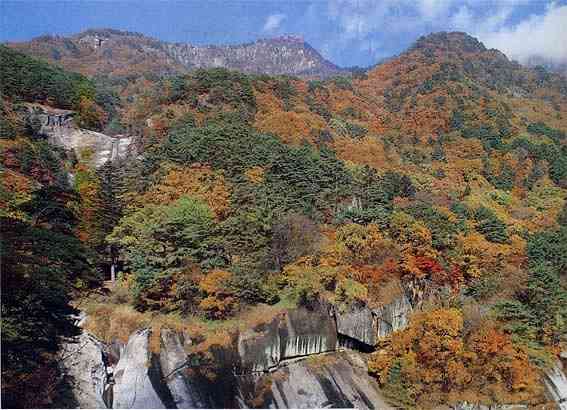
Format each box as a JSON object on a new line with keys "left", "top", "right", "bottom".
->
{"left": 1, "top": 0, "right": 566, "bottom": 67}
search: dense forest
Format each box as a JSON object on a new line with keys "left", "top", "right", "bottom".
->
{"left": 1, "top": 31, "right": 567, "bottom": 409}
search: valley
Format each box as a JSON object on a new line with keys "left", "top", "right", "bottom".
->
{"left": 1, "top": 28, "right": 567, "bottom": 409}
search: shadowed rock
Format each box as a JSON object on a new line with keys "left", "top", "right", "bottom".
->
{"left": 59, "top": 331, "right": 109, "bottom": 409}
{"left": 112, "top": 329, "right": 165, "bottom": 409}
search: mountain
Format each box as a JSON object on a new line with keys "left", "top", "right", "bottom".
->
{"left": 2, "top": 31, "right": 567, "bottom": 409}
{"left": 6, "top": 28, "right": 346, "bottom": 78}
{"left": 525, "top": 54, "right": 567, "bottom": 77}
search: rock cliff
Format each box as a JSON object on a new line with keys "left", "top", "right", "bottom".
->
{"left": 8, "top": 29, "right": 346, "bottom": 78}
{"left": 24, "top": 103, "right": 137, "bottom": 167}
{"left": 60, "top": 300, "right": 567, "bottom": 409}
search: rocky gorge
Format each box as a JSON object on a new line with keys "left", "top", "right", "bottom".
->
{"left": 58, "top": 295, "right": 411, "bottom": 409}
{"left": 58, "top": 292, "right": 567, "bottom": 409}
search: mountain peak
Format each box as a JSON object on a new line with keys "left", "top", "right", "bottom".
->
{"left": 412, "top": 31, "right": 487, "bottom": 54}
{"left": 9, "top": 29, "right": 344, "bottom": 78}
{"left": 261, "top": 34, "right": 305, "bottom": 44}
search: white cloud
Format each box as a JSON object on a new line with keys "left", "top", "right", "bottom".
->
{"left": 417, "top": 0, "right": 454, "bottom": 21}
{"left": 478, "top": 3, "right": 567, "bottom": 64}
{"left": 263, "top": 13, "right": 286, "bottom": 33}
{"left": 308, "top": 0, "right": 566, "bottom": 67}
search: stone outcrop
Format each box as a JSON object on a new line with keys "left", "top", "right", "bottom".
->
{"left": 238, "top": 317, "right": 282, "bottom": 373}
{"left": 112, "top": 329, "right": 166, "bottom": 409}
{"left": 62, "top": 306, "right": 567, "bottom": 410}
{"left": 24, "top": 103, "right": 137, "bottom": 167}
{"left": 237, "top": 351, "right": 393, "bottom": 409}
{"left": 545, "top": 360, "right": 567, "bottom": 410}
{"left": 335, "top": 303, "right": 377, "bottom": 347}
{"left": 334, "top": 294, "right": 412, "bottom": 349}
{"left": 159, "top": 329, "right": 211, "bottom": 409}
{"left": 373, "top": 294, "right": 412, "bottom": 339}
{"left": 10, "top": 29, "right": 347, "bottom": 79}
{"left": 237, "top": 307, "right": 337, "bottom": 373}
{"left": 59, "top": 331, "right": 109, "bottom": 409}
{"left": 280, "top": 308, "right": 337, "bottom": 359}
{"left": 164, "top": 36, "right": 344, "bottom": 77}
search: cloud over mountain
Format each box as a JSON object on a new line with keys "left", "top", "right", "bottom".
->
{"left": 263, "top": 13, "right": 286, "bottom": 32}
{"left": 478, "top": 3, "right": 567, "bottom": 65}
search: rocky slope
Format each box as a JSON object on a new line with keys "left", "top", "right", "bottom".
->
{"left": 7, "top": 29, "right": 345, "bottom": 78}
{"left": 60, "top": 304, "right": 400, "bottom": 409}
{"left": 60, "top": 295, "right": 567, "bottom": 409}
{"left": 23, "top": 103, "right": 137, "bottom": 167}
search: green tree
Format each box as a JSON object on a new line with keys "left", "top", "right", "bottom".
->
{"left": 107, "top": 196, "right": 218, "bottom": 309}
{"left": 1, "top": 189, "right": 95, "bottom": 408}
{"left": 473, "top": 206, "right": 509, "bottom": 243}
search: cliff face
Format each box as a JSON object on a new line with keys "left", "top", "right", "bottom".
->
{"left": 8, "top": 30, "right": 345, "bottom": 78}
{"left": 164, "top": 36, "right": 343, "bottom": 77}
{"left": 24, "top": 103, "right": 137, "bottom": 167}
{"left": 59, "top": 302, "right": 398, "bottom": 409}
{"left": 59, "top": 294, "right": 567, "bottom": 409}
{"left": 59, "top": 299, "right": 567, "bottom": 409}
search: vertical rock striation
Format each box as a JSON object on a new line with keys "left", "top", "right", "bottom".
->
{"left": 545, "top": 360, "right": 567, "bottom": 410}
{"left": 373, "top": 294, "right": 412, "bottom": 339}
{"left": 112, "top": 329, "right": 166, "bottom": 409}
{"left": 24, "top": 103, "right": 137, "bottom": 167}
{"left": 59, "top": 332, "right": 109, "bottom": 409}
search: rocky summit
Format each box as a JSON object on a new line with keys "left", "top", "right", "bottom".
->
{"left": 8, "top": 29, "right": 346, "bottom": 78}
{"left": 2, "top": 19, "right": 567, "bottom": 410}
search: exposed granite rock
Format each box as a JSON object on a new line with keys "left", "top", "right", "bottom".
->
{"left": 24, "top": 103, "right": 137, "bottom": 167}
{"left": 237, "top": 307, "right": 337, "bottom": 373}
{"left": 544, "top": 360, "right": 567, "bottom": 410}
{"left": 10, "top": 29, "right": 347, "bottom": 79}
{"left": 236, "top": 351, "right": 393, "bottom": 409}
{"left": 238, "top": 316, "right": 282, "bottom": 373}
{"left": 280, "top": 308, "right": 337, "bottom": 360}
{"left": 159, "top": 328, "right": 211, "bottom": 409}
{"left": 112, "top": 329, "right": 165, "bottom": 409}
{"left": 335, "top": 303, "right": 376, "bottom": 347}
{"left": 60, "top": 304, "right": 567, "bottom": 410}
{"left": 373, "top": 294, "right": 412, "bottom": 339}
{"left": 59, "top": 331, "right": 109, "bottom": 409}
{"left": 165, "top": 36, "right": 344, "bottom": 77}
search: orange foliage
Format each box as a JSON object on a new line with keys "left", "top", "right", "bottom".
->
{"left": 332, "top": 136, "right": 393, "bottom": 171}
{"left": 198, "top": 270, "right": 237, "bottom": 319}
{"left": 244, "top": 166, "right": 265, "bottom": 184}
{"left": 255, "top": 110, "right": 325, "bottom": 145}
{"left": 369, "top": 309, "right": 544, "bottom": 407}
{"left": 141, "top": 164, "right": 231, "bottom": 220}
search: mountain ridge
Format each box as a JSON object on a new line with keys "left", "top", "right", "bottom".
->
{"left": 6, "top": 28, "right": 346, "bottom": 78}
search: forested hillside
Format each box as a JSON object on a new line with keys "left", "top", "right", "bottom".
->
{"left": 1, "top": 32, "right": 566, "bottom": 409}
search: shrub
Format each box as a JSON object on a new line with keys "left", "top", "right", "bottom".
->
{"left": 473, "top": 206, "right": 509, "bottom": 243}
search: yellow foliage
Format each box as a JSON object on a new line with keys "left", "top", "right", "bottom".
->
{"left": 369, "top": 309, "right": 545, "bottom": 407}
{"left": 335, "top": 223, "right": 394, "bottom": 265}
{"left": 244, "top": 166, "right": 265, "bottom": 184}
{"left": 198, "top": 270, "right": 238, "bottom": 319}
{"left": 140, "top": 164, "right": 231, "bottom": 220}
